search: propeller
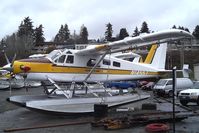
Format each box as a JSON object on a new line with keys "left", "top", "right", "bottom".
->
{"left": 0, "top": 44, "right": 29, "bottom": 92}
{"left": 1, "top": 64, "right": 13, "bottom": 72}
{"left": 1, "top": 53, "right": 16, "bottom": 72}
{"left": 0, "top": 52, "right": 17, "bottom": 93}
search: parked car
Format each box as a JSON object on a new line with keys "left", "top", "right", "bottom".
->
{"left": 138, "top": 81, "right": 148, "bottom": 87}
{"left": 178, "top": 81, "right": 199, "bottom": 106}
{"left": 152, "top": 78, "right": 193, "bottom": 97}
{"left": 141, "top": 82, "right": 155, "bottom": 90}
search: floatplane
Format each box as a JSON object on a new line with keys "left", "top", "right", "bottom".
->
{"left": 3, "top": 29, "right": 192, "bottom": 114}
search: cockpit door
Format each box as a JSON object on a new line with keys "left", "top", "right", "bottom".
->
{"left": 65, "top": 55, "right": 74, "bottom": 64}
{"left": 54, "top": 55, "right": 66, "bottom": 66}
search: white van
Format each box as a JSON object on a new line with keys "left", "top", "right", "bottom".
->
{"left": 153, "top": 78, "right": 193, "bottom": 97}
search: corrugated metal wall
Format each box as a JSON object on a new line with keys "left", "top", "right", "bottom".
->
{"left": 194, "top": 64, "right": 199, "bottom": 80}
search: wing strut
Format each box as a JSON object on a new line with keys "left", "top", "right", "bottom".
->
{"left": 83, "top": 50, "right": 109, "bottom": 94}
{"left": 46, "top": 77, "right": 72, "bottom": 99}
{"left": 84, "top": 50, "right": 109, "bottom": 82}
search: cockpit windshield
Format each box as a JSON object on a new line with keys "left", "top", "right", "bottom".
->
{"left": 46, "top": 50, "right": 62, "bottom": 61}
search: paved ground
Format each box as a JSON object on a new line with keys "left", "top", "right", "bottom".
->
{"left": 1, "top": 87, "right": 199, "bottom": 133}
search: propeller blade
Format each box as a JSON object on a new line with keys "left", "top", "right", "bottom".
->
{"left": 4, "top": 53, "right": 10, "bottom": 64}
{"left": 11, "top": 53, "right": 17, "bottom": 67}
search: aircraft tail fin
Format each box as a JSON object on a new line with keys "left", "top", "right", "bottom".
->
{"left": 144, "top": 43, "right": 167, "bottom": 69}
{"left": 144, "top": 44, "right": 158, "bottom": 64}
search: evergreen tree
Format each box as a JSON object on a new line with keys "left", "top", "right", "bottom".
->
{"left": 80, "top": 25, "right": 88, "bottom": 44}
{"left": 193, "top": 25, "right": 199, "bottom": 39}
{"left": 54, "top": 34, "right": 60, "bottom": 42}
{"left": 16, "top": 16, "right": 35, "bottom": 56}
{"left": 172, "top": 25, "right": 190, "bottom": 32}
{"left": 17, "top": 16, "right": 34, "bottom": 37}
{"left": 63, "top": 24, "right": 70, "bottom": 41}
{"left": 105, "top": 23, "right": 113, "bottom": 41}
{"left": 59, "top": 25, "right": 65, "bottom": 42}
{"left": 17, "top": 22, "right": 25, "bottom": 37}
{"left": 172, "top": 25, "right": 177, "bottom": 29}
{"left": 118, "top": 28, "right": 129, "bottom": 40}
{"left": 178, "top": 26, "right": 185, "bottom": 30}
{"left": 133, "top": 26, "right": 139, "bottom": 36}
{"left": 140, "top": 21, "right": 150, "bottom": 33}
{"left": 0, "top": 39, "right": 7, "bottom": 57}
{"left": 34, "top": 24, "right": 45, "bottom": 46}
{"left": 184, "top": 28, "right": 190, "bottom": 33}
{"left": 54, "top": 24, "right": 70, "bottom": 43}
{"left": 54, "top": 25, "right": 64, "bottom": 42}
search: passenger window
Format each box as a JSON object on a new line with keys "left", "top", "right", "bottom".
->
{"left": 87, "top": 59, "right": 96, "bottom": 67}
{"left": 103, "top": 59, "right": 111, "bottom": 65}
{"left": 57, "top": 55, "right": 66, "bottom": 63}
{"left": 66, "top": 55, "right": 74, "bottom": 63}
{"left": 113, "top": 61, "right": 120, "bottom": 67}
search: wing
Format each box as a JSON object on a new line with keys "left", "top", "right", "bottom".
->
{"left": 76, "top": 29, "right": 193, "bottom": 56}
{"left": 113, "top": 52, "right": 141, "bottom": 59}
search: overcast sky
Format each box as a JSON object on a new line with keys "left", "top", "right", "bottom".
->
{"left": 0, "top": 0, "right": 198, "bottom": 41}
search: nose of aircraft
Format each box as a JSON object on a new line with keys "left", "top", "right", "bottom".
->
{"left": 12, "top": 60, "right": 31, "bottom": 74}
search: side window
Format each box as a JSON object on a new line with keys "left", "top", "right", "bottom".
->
{"left": 87, "top": 59, "right": 96, "bottom": 67}
{"left": 56, "top": 55, "right": 66, "bottom": 63}
{"left": 66, "top": 55, "right": 74, "bottom": 63}
{"left": 166, "top": 80, "right": 173, "bottom": 85}
{"left": 103, "top": 59, "right": 111, "bottom": 65}
{"left": 113, "top": 61, "right": 120, "bottom": 67}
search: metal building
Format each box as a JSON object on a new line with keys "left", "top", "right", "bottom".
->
{"left": 194, "top": 63, "right": 199, "bottom": 80}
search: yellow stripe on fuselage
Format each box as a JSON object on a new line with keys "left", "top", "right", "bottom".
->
{"left": 13, "top": 61, "right": 160, "bottom": 76}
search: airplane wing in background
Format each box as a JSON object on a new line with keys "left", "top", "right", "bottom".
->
{"left": 75, "top": 29, "right": 193, "bottom": 56}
